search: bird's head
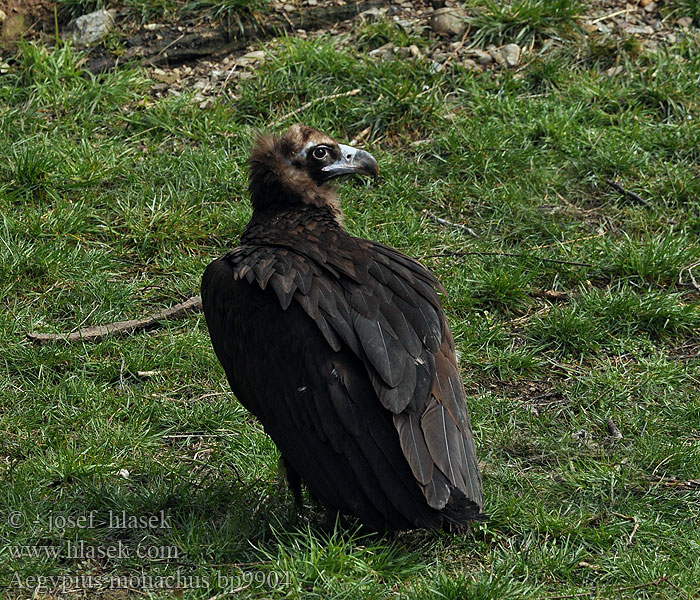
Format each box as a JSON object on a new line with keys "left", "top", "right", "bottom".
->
{"left": 248, "top": 124, "right": 378, "bottom": 215}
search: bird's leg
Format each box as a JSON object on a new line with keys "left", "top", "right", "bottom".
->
{"left": 278, "top": 455, "right": 304, "bottom": 523}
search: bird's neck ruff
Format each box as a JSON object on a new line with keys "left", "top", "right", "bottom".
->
{"left": 247, "top": 134, "right": 343, "bottom": 222}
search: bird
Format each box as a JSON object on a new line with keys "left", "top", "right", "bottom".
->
{"left": 201, "top": 124, "right": 484, "bottom": 531}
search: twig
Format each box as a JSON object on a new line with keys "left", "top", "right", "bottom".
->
{"left": 272, "top": 89, "right": 361, "bottom": 126}
{"left": 589, "top": 7, "right": 635, "bottom": 25}
{"left": 606, "top": 418, "right": 623, "bottom": 440}
{"left": 605, "top": 179, "right": 651, "bottom": 207}
{"left": 547, "top": 576, "right": 669, "bottom": 600}
{"left": 349, "top": 125, "right": 372, "bottom": 147}
{"left": 26, "top": 295, "right": 202, "bottom": 344}
{"left": 143, "top": 33, "right": 185, "bottom": 66}
{"left": 679, "top": 260, "right": 700, "bottom": 291}
{"left": 422, "top": 250, "right": 593, "bottom": 268}
{"left": 425, "top": 211, "right": 477, "bottom": 237}
{"left": 611, "top": 511, "right": 639, "bottom": 545}
{"left": 441, "top": 24, "right": 471, "bottom": 71}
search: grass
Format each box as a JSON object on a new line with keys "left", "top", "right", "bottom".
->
{"left": 1, "top": 8, "right": 700, "bottom": 599}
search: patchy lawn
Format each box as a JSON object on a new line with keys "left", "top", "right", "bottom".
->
{"left": 1, "top": 1, "right": 699, "bottom": 598}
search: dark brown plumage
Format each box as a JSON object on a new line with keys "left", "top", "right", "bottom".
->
{"left": 201, "top": 124, "right": 485, "bottom": 530}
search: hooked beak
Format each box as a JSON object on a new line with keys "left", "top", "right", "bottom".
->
{"left": 320, "top": 144, "right": 378, "bottom": 182}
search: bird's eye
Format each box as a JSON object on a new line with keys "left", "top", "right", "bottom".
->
{"left": 312, "top": 147, "right": 328, "bottom": 160}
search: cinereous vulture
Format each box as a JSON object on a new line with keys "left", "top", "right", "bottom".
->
{"left": 201, "top": 124, "right": 484, "bottom": 530}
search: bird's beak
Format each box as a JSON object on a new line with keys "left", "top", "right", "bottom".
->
{"left": 320, "top": 144, "right": 378, "bottom": 181}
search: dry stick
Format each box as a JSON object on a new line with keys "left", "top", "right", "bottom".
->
{"left": 547, "top": 576, "right": 669, "bottom": 600}
{"left": 26, "top": 295, "right": 203, "bottom": 345}
{"left": 611, "top": 511, "right": 639, "bottom": 545}
{"left": 679, "top": 259, "right": 700, "bottom": 291}
{"left": 425, "top": 211, "right": 478, "bottom": 237}
{"left": 272, "top": 89, "right": 361, "bottom": 126}
{"left": 605, "top": 179, "right": 651, "bottom": 208}
{"left": 423, "top": 250, "right": 593, "bottom": 268}
{"left": 589, "top": 7, "right": 636, "bottom": 24}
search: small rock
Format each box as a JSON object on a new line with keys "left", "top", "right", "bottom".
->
{"left": 118, "top": 469, "right": 130, "bottom": 479}
{"left": 0, "top": 9, "right": 6, "bottom": 24}
{"left": 243, "top": 50, "right": 266, "bottom": 60}
{"left": 643, "top": 2, "right": 657, "bottom": 12}
{"left": 283, "top": 4, "right": 296, "bottom": 12}
{"left": 472, "top": 49, "right": 493, "bottom": 64}
{"left": 626, "top": 25, "right": 650, "bottom": 35}
{"left": 66, "top": 9, "right": 116, "bottom": 45}
{"left": 605, "top": 65, "right": 624, "bottom": 77}
{"left": 369, "top": 43, "right": 394, "bottom": 61}
{"left": 359, "top": 7, "right": 385, "bottom": 20}
{"left": 463, "top": 58, "right": 483, "bottom": 72}
{"left": 307, "top": 0, "right": 317, "bottom": 5}
{"left": 666, "top": 32, "right": 677, "bottom": 43}
{"left": 430, "top": 7, "right": 467, "bottom": 37}
{"left": 143, "top": 23, "right": 165, "bottom": 30}
{"left": 429, "top": 60, "right": 444, "bottom": 73}
{"left": 1, "top": 13, "right": 27, "bottom": 41}
{"left": 489, "top": 48, "right": 504, "bottom": 65}
{"left": 596, "top": 22, "right": 611, "bottom": 33}
{"left": 408, "top": 44, "right": 422, "bottom": 58}
{"left": 677, "top": 16, "right": 693, "bottom": 28}
{"left": 501, "top": 43, "right": 520, "bottom": 67}
{"left": 151, "top": 68, "right": 177, "bottom": 84}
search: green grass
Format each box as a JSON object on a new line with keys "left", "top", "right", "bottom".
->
{"left": 1, "top": 13, "right": 700, "bottom": 599}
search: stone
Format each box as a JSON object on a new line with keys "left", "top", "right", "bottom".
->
{"left": 472, "top": 49, "right": 493, "bottom": 64}
{"left": 605, "top": 65, "right": 624, "bottom": 77}
{"left": 643, "top": 2, "right": 657, "bottom": 12}
{"left": 66, "top": 9, "right": 116, "bottom": 45}
{"left": 243, "top": 50, "right": 266, "bottom": 60}
{"left": 489, "top": 48, "right": 504, "bottom": 65}
{"left": 151, "top": 68, "right": 177, "bottom": 84}
{"left": 408, "top": 44, "right": 422, "bottom": 58}
{"left": 501, "top": 43, "right": 520, "bottom": 67}
{"left": 307, "top": 0, "right": 317, "bottom": 5}
{"left": 0, "top": 9, "right": 6, "bottom": 24}
{"left": 369, "top": 43, "right": 394, "bottom": 61}
{"left": 677, "top": 16, "right": 693, "bottom": 28}
{"left": 1, "top": 13, "right": 27, "bottom": 41}
{"left": 430, "top": 7, "right": 467, "bottom": 37}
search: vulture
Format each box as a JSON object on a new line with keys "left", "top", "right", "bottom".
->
{"left": 201, "top": 124, "right": 484, "bottom": 531}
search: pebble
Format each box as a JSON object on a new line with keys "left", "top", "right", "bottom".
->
{"left": 430, "top": 7, "right": 467, "bottom": 37}
{"left": 677, "top": 16, "right": 693, "bottom": 28}
{"left": 0, "top": 9, "right": 6, "bottom": 24}
{"left": 65, "top": 9, "right": 116, "bottom": 45}
{"left": 472, "top": 49, "right": 493, "bottom": 65}
{"left": 501, "top": 43, "right": 520, "bottom": 67}
{"left": 643, "top": 2, "right": 657, "bottom": 12}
